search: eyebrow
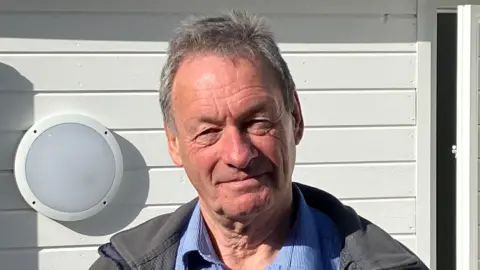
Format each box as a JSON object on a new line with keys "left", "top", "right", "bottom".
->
{"left": 186, "top": 98, "right": 275, "bottom": 129}
{"left": 189, "top": 115, "right": 225, "bottom": 127}
{"left": 236, "top": 99, "right": 273, "bottom": 120}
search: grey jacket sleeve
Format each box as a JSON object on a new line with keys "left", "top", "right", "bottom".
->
{"left": 89, "top": 243, "right": 131, "bottom": 270}
{"left": 89, "top": 257, "right": 122, "bottom": 270}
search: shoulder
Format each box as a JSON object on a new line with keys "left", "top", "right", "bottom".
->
{"left": 91, "top": 198, "right": 198, "bottom": 268}
{"left": 308, "top": 207, "right": 342, "bottom": 239}
{"left": 294, "top": 182, "right": 364, "bottom": 235}
{"left": 294, "top": 182, "right": 429, "bottom": 269}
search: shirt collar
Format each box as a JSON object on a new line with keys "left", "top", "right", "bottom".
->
{"left": 179, "top": 202, "right": 224, "bottom": 266}
{"left": 269, "top": 184, "right": 322, "bottom": 268}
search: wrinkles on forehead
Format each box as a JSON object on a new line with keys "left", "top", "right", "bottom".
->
{"left": 173, "top": 52, "right": 280, "bottom": 94}
{"left": 170, "top": 54, "right": 284, "bottom": 131}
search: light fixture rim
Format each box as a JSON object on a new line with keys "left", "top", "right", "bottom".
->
{"left": 14, "top": 113, "right": 124, "bottom": 222}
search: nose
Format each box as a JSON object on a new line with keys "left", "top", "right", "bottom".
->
{"left": 221, "top": 127, "right": 258, "bottom": 169}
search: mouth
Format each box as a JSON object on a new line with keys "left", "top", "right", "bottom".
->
{"left": 220, "top": 172, "right": 270, "bottom": 185}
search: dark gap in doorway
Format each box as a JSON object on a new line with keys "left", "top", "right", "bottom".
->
{"left": 436, "top": 12, "right": 457, "bottom": 270}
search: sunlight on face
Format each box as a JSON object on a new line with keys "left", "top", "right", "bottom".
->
{"left": 166, "top": 54, "right": 302, "bottom": 220}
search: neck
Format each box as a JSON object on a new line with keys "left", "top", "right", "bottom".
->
{"left": 200, "top": 188, "right": 295, "bottom": 270}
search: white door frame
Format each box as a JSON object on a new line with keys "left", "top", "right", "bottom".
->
{"left": 456, "top": 5, "right": 480, "bottom": 270}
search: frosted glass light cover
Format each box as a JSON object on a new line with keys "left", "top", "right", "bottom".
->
{"left": 14, "top": 114, "right": 123, "bottom": 221}
{"left": 25, "top": 123, "right": 115, "bottom": 213}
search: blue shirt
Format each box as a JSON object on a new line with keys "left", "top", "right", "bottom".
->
{"left": 175, "top": 185, "right": 342, "bottom": 270}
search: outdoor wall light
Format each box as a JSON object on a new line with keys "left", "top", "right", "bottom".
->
{"left": 14, "top": 114, "right": 124, "bottom": 222}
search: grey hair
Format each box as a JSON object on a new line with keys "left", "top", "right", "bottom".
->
{"left": 159, "top": 10, "right": 296, "bottom": 130}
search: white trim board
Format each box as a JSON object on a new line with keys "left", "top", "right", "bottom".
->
{"left": 456, "top": 5, "right": 480, "bottom": 270}
{"left": 415, "top": 0, "right": 437, "bottom": 269}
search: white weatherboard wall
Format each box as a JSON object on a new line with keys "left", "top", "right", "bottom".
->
{"left": 0, "top": 0, "right": 431, "bottom": 269}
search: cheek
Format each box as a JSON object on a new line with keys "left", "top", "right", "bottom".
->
{"left": 182, "top": 143, "right": 218, "bottom": 180}
{"left": 256, "top": 123, "right": 296, "bottom": 175}
{"left": 251, "top": 134, "right": 285, "bottom": 165}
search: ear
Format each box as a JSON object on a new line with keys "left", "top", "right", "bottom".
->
{"left": 164, "top": 122, "right": 184, "bottom": 167}
{"left": 291, "top": 91, "right": 304, "bottom": 145}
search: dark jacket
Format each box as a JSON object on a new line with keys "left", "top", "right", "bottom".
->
{"left": 90, "top": 182, "right": 429, "bottom": 270}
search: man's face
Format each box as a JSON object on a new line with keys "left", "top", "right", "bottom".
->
{"left": 165, "top": 53, "right": 304, "bottom": 220}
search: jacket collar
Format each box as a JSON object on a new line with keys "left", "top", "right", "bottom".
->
{"left": 110, "top": 198, "right": 198, "bottom": 269}
{"left": 107, "top": 182, "right": 427, "bottom": 269}
{"left": 294, "top": 183, "right": 425, "bottom": 269}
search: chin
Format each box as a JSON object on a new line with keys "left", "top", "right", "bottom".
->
{"left": 220, "top": 191, "right": 271, "bottom": 219}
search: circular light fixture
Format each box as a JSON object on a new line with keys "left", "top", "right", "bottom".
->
{"left": 14, "top": 114, "right": 123, "bottom": 222}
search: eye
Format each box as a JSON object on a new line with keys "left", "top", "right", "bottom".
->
{"left": 198, "top": 128, "right": 217, "bottom": 136}
{"left": 247, "top": 119, "right": 273, "bottom": 135}
{"left": 195, "top": 128, "right": 221, "bottom": 145}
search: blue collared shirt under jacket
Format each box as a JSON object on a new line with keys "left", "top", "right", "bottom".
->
{"left": 174, "top": 185, "right": 342, "bottom": 270}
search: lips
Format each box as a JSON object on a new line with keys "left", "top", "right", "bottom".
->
{"left": 215, "top": 157, "right": 274, "bottom": 185}
{"left": 218, "top": 172, "right": 271, "bottom": 184}
{"left": 228, "top": 174, "right": 263, "bottom": 183}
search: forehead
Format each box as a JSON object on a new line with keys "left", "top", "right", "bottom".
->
{"left": 170, "top": 54, "right": 284, "bottom": 126}
{"left": 172, "top": 53, "right": 279, "bottom": 99}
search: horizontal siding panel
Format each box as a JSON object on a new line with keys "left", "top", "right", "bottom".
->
{"left": 0, "top": 55, "right": 161, "bottom": 91}
{"left": 297, "top": 127, "right": 416, "bottom": 163}
{"left": 0, "top": 199, "right": 415, "bottom": 249}
{"left": 393, "top": 234, "right": 416, "bottom": 253}
{"left": 294, "top": 163, "right": 416, "bottom": 199}
{"left": 0, "top": 247, "right": 100, "bottom": 270}
{"left": 299, "top": 91, "right": 416, "bottom": 126}
{"left": 278, "top": 43, "right": 416, "bottom": 52}
{"left": 0, "top": 92, "right": 34, "bottom": 131}
{"left": 0, "top": 131, "right": 22, "bottom": 171}
{"left": 0, "top": 206, "right": 177, "bottom": 249}
{"left": 0, "top": 54, "right": 416, "bottom": 91}
{"left": 0, "top": 234, "right": 417, "bottom": 270}
{"left": 0, "top": 91, "right": 416, "bottom": 131}
{"left": 0, "top": 163, "right": 416, "bottom": 210}
{"left": 0, "top": 128, "right": 416, "bottom": 170}
{"left": 0, "top": 172, "right": 29, "bottom": 210}
{"left": 0, "top": 0, "right": 417, "bottom": 14}
{"left": 342, "top": 199, "right": 416, "bottom": 234}
{"left": 34, "top": 93, "right": 162, "bottom": 131}
{"left": 0, "top": 14, "right": 416, "bottom": 52}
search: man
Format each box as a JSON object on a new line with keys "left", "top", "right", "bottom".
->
{"left": 91, "top": 10, "right": 428, "bottom": 270}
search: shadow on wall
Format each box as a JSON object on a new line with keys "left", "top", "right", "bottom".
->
{"left": 0, "top": 62, "right": 34, "bottom": 130}
{"left": 0, "top": 62, "right": 36, "bottom": 269}
{"left": 0, "top": 62, "right": 150, "bottom": 268}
